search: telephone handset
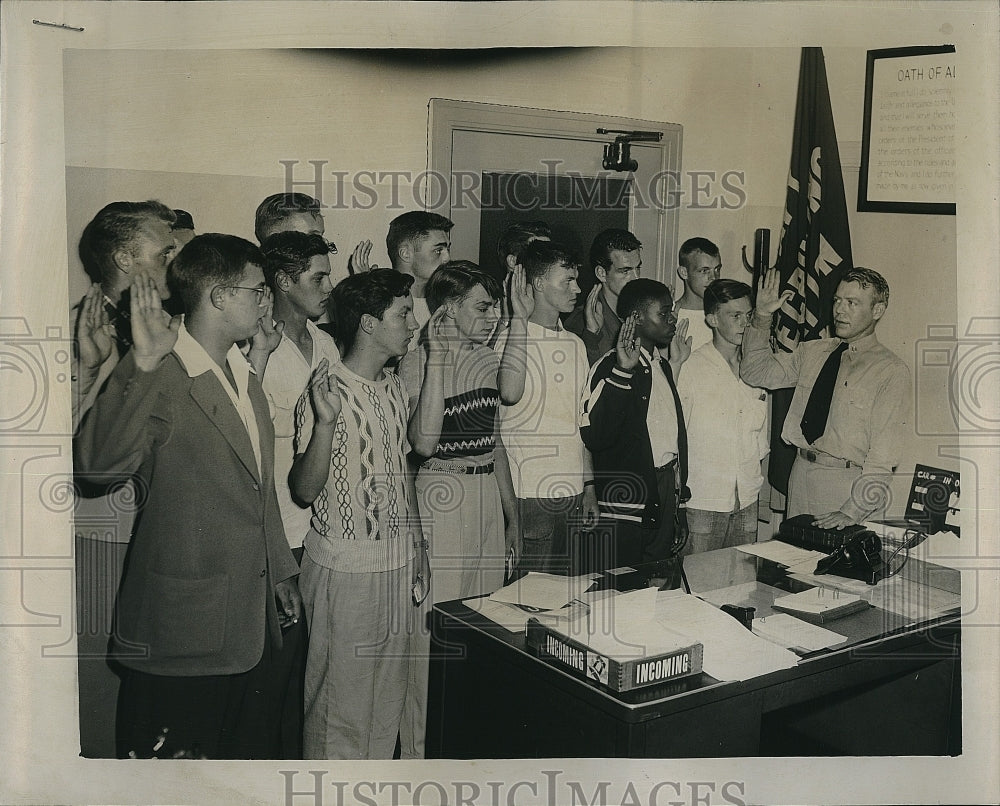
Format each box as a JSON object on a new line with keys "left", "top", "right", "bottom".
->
{"left": 776, "top": 515, "right": 885, "bottom": 585}
{"left": 814, "top": 530, "right": 885, "bottom": 585}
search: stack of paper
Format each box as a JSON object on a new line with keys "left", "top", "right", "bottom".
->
{"left": 469, "top": 572, "right": 599, "bottom": 632}
{"left": 559, "top": 588, "right": 691, "bottom": 661}
{"left": 652, "top": 591, "right": 799, "bottom": 681}
{"left": 488, "top": 572, "right": 598, "bottom": 611}
{"left": 752, "top": 613, "right": 848, "bottom": 652}
{"left": 771, "top": 587, "right": 869, "bottom": 624}
{"left": 735, "top": 540, "right": 828, "bottom": 568}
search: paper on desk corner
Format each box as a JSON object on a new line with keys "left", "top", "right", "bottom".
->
{"left": 736, "top": 540, "right": 829, "bottom": 567}
{"left": 752, "top": 613, "right": 847, "bottom": 652}
{"left": 488, "top": 572, "right": 597, "bottom": 611}
{"left": 464, "top": 598, "right": 532, "bottom": 632}
{"left": 787, "top": 571, "right": 873, "bottom": 596}
{"left": 653, "top": 591, "right": 799, "bottom": 681}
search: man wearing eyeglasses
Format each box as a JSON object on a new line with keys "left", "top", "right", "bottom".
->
{"left": 674, "top": 237, "right": 724, "bottom": 353}
{"left": 75, "top": 233, "right": 302, "bottom": 759}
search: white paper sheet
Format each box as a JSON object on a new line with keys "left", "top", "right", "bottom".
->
{"left": 487, "top": 572, "right": 598, "bottom": 611}
{"left": 735, "top": 540, "right": 829, "bottom": 568}
{"left": 653, "top": 591, "right": 799, "bottom": 681}
{"left": 464, "top": 598, "right": 534, "bottom": 632}
{"left": 560, "top": 589, "right": 692, "bottom": 661}
{"left": 752, "top": 613, "right": 848, "bottom": 652}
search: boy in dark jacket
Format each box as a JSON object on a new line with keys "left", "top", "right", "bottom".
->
{"left": 579, "top": 278, "right": 691, "bottom": 571}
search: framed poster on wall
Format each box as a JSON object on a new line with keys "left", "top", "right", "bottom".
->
{"left": 858, "top": 45, "right": 956, "bottom": 214}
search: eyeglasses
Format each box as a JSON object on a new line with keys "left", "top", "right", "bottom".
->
{"left": 228, "top": 285, "right": 267, "bottom": 304}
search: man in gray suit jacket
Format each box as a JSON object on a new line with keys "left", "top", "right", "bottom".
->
{"left": 75, "top": 234, "right": 301, "bottom": 759}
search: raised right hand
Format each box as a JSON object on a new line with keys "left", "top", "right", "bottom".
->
{"left": 755, "top": 268, "right": 794, "bottom": 316}
{"left": 130, "top": 274, "right": 179, "bottom": 371}
{"left": 615, "top": 311, "right": 641, "bottom": 371}
{"left": 349, "top": 240, "right": 377, "bottom": 274}
{"left": 76, "top": 283, "right": 113, "bottom": 370}
{"left": 426, "top": 306, "right": 450, "bottom": 358}
{"left": 584, "top": 283, "right": 605, "bottom": 335}
{"left": 309, "top": 358, "right": 342, "bottom": 425}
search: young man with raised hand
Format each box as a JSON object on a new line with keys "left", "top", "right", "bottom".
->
{"left": 397, "top": 260, "right": 530, "bottom": 759}
{"left": 385, "top": 210, "right": 453, "bottom": 333}
{"left": 580, "top": 278, "right": 692, "bottom": 571}
{"left": 254, "top": 230, "right": 342, "bottom": 758}
{"left": 677, "top": 279, "right": 769, "bottom": 554}
{"left": 73, "top": 200, "right": 179, "bottom": 425}
{"left": 71, "top": 199, "right": 181, "bottom": 756}
{"left": 290, "top": 269, "right": 430, "bottom": 760}
{"left": 564, "top": 228, "right": 643, "bottom": 365}
{"left": 255, "top": 191, "right": 375, "bottom": 273}
{"left": 499, "top": 240, "right": 600, "bottom": 573}
{"left": 674, "top": 237, "right": 723, "bottom": 353}
{"left": 74, "top": 235, "right": 302, "bottom": 759}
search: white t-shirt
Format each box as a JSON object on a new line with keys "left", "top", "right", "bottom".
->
{"left": 261, "top": 320, "right": 341, "bottom": 549}
{"left": 407, "top": 296, "right": 431, "bottom": 353}
{"left": 498, "top": 320, "right": 589, "bottom": 499}
{"left": 642, "top": 347, "right": 679, "bottom": 467}
{"left": 675, "top": 304, "right": 714, "bottom": 353}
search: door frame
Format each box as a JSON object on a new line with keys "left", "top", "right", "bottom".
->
{"left": 427, "top": 98, "right": 683, "bottom": 285}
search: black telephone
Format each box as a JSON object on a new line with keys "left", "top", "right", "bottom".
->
{"left": 777, "top": 515, "right": 885, "bottom": 585}
{"left": 814, "top": 530, "right": 885, "bottom": 585}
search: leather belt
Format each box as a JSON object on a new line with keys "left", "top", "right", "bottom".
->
{"left": 422, "top": 459, "right": 495, "bottom": 475}
{"left": 798, "top": 447, "right": 860, "bottom": 469}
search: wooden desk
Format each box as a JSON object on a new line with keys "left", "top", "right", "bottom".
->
{"left": 426, "top": 548, "right": 961, "bottom": 758}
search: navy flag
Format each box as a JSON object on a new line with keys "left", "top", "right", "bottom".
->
{"left": 768, "top": 47, "right": 854, "bottom": 494}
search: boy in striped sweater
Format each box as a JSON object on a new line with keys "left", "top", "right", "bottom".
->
{"left": 291, "top": 269, "right": 430, "bottom": 759}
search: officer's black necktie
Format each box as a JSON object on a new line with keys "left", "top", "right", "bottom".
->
{"left": 800, "top": 341, "right": 848, "bottom": 444}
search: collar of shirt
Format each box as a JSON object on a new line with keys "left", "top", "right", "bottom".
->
{"left": 277, "top": 317, "right": 323, "bottom": 359}
{"left": 174, "top": 320, "right": 253, "bottom": 387}
{"left": 526, "top": 318, "right": 566, "bottom": 338}
{"left": 845, "top": 332, "right": 880, "bottom": 354}
{"left": 638, "top": 345, "right": 659, "bottom": 368}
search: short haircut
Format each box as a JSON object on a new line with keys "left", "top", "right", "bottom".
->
{"left": 590, "top": 228, "right": 642, "bottom": 271}
{"left": 703, "top": 278, "right": 752, "bottom": 315}
{"left": 840, "top": 266, "right": 890, "bottom": 306}
{"left": 329, "top": 268, "right": 414, "bottom": 353}
{"left": 78, "top": 200, "right": 176, "bottom": 284}
{"left": 678, "top": 237, "right": 720, "bottom": 269}
{"left": 426, "top": 261, "right": 502, "bottom": 314}
{"left": 616, "top": 278, "right": 672, "bottom": 320}
{"left": 254, "top": 193, "right": 322, "bottom": 243}
{"left": 172, "top": 209, "right": 195, "bottom": 231}
{"left": 497, "top": 221, "right": 551, "bottom": 265}
{"left": 385, "top": 211, "right": 454, "bottom": 268}
{"left": 168, "top": 233, "right": 265, "bottom": 314}
{"left": 520, "top": 240, "right": 580, "bottom": 286}
{"left": 260, "top": 231, "right": 331, "bottom": 287}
